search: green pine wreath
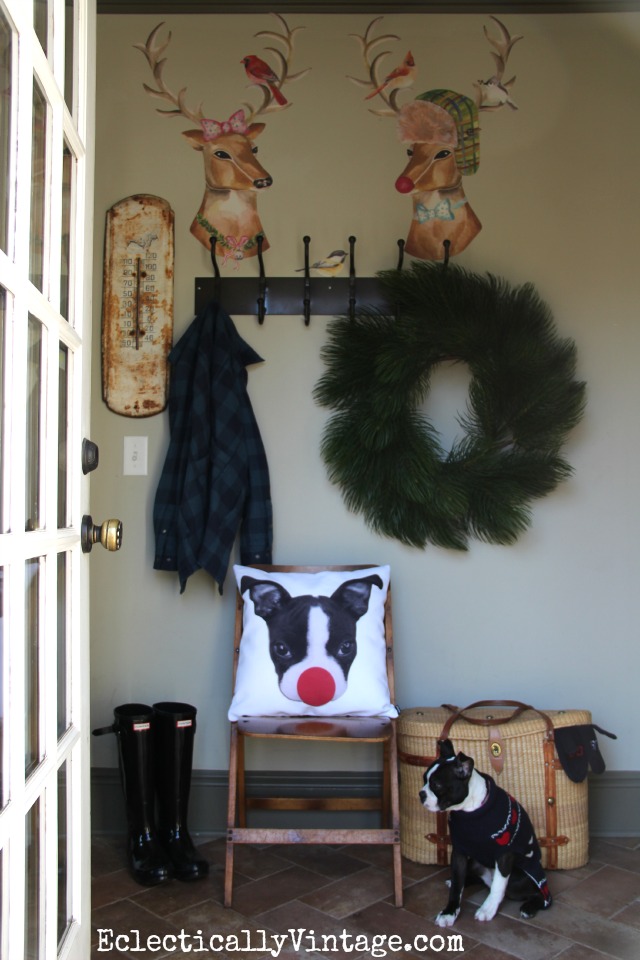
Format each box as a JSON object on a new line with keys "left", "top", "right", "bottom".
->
{"left": 314, "top": 262, "right": 586, "bottom": 550}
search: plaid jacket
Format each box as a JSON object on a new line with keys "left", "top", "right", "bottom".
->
{"left": 153, "top": 302, "right": 273, "bottom": 593}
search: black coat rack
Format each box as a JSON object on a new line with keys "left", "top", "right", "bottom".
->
{"left": 194, "top": 235, "right": 408, "bottom": 325}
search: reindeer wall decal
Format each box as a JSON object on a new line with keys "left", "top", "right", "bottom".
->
{"left": 349, "top": 16, "right": 523, "bottom": 262}
{"left": 135, "top": 15, "right": 309, "bottom": 262}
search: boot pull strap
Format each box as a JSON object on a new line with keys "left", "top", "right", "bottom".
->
{"left": 92, "top": 724, "right": 116, "bottom": 737}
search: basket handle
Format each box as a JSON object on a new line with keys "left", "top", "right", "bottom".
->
{"left": 440, "top": 700, "right": 555, "bottom": 742}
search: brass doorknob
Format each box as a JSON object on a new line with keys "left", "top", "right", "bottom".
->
{"left": 81, "top": 515, "right": 123, "bottom": 554}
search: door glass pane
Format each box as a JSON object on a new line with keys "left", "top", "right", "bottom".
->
{"left": 25, "top": 799, "right": 41, "bottom": 960}
{"left": 58, "top": 760, "right": 69, "bottom": 945}
{"left": 30, "top": 81, "right": 47, "bottom": 292}
{"left": 58, "top": 345, "right": 69, "bottom": 528}
{"left": 0, "top": 288, "right": 5, "bottom": 532}
{"left": 57, "top": 552, "right": 67, "bottom": 736}
{"left": 33, "top": 0, "right": 48, "bottom": 56}
{"left": 0, "top": 10, "right": 11, "bottom": 254}
{"left": 0, "top": 566, "right": 4, "bottom": 807}
{"left": 64, "top": 0, "right": 75, "bottom": 112}
{"left": 26, "top": 316, "right": 43, "bottom": 532}
{"left": 60, "top": 141, "right": 73, "bottom": 320}
{"left": 25, "top": 558, "right": 41, "bottom": 777}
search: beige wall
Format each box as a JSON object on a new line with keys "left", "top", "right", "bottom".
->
{"left": 90, "top": 11, "right": 640, "bottom": 775}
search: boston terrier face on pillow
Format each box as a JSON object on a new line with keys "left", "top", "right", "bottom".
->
{"left": 240, "top": 574, "right": 383, "bottom": 707}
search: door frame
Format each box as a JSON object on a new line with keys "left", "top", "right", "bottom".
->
{"left": 0, "top": 0, "right": 96, "bottom": 957}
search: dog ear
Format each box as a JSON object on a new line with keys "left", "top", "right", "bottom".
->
{"left": 241, "top": 578, "right": 292, "bottom": 620}
{"left": 454, "top": 752, "right": 474, "bottom": 780}
{"left": 437, "top": 738, "right": 455, "bottom": 760}
{"left": 330, "top": 575, "right": 383, "bottom": 620}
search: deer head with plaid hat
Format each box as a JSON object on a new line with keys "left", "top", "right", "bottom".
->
{"left": 349, "top": 16, "right": 523, "bottom": 262}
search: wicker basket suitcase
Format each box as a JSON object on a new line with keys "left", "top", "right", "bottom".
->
{"left": 398, "top": 701, "right": 591, "bottom": 870}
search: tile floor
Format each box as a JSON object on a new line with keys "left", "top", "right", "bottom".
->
{"left": 91, "top": 835, "right": 640, "bottom": 959}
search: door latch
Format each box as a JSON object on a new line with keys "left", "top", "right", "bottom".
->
{"left": 81, "top": 438, "right": 100, "bottom": 474}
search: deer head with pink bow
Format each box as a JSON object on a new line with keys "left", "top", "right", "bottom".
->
{"left": 135, "top": 15, "right": 309, "bottom": 264}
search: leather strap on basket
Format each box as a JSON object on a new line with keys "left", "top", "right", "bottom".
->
{"left": 440, "top": 700, "right": 555, "bottom": 739}
{"left": 426, "top": 814, "right": 451, "bottom": 866}
{"left": 440, "top": 700, "right": 567, "bottom": 869}
{"left": 488, "top": 726, "right": 505, "bottom": 774}
{"left": 541, "top": 734, "right": 567, "bottom": 869}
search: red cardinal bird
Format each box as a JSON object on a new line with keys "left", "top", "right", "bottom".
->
{"left": 242, "top": 55, "right": 288, "bottom": 106}
{"left": 365, "top": 51, "right": 416, "bottom": 100}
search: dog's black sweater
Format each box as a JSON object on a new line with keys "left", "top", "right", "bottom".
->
{"left": 448, "top": 774, "right": 552, "bottom": 906}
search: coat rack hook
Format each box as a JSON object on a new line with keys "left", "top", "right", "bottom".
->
{"left": 302, "top": 235, "right": 311, "bottom": 326}
{"left": 257, "top": 234, "right": 266, "bottom": 324}
{"left": 348, "top": 235, "right": 357, "bottom": 321}
{"left": 210, "top": 235, "right": 221, "bottom": 300}
{"left": 442, "top": 239, "right": 451, "bottom": 269}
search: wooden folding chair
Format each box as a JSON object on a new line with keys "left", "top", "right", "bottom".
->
{"left": 224, "top": 565, "right": 402, "bottom": 907}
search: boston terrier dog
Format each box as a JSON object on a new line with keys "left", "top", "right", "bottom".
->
{"left": 419, "top": 738, "right": 552, "bottom": 927}
{"left": 240, "top": 574, "right": 382, "bottom": 708}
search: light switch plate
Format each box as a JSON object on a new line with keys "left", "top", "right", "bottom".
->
{"left": 123, "top": 436, "right": 148, "bottom": 476}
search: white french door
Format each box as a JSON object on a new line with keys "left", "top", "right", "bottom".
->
{"left": 0, "top": 0, "right": 95, "bottom": 958}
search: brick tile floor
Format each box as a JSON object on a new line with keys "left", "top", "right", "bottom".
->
{"left": 92, "top": 836, "right": 640, "bottom": 959}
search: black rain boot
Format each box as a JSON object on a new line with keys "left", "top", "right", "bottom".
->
{"left": 93, "top": 703, "right": 172, "bottom": 886}
{"left": 152, "top": 701, "right": 209, "bottom": 881}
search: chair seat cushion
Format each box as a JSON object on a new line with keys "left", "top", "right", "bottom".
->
{"left": 235, "top": 715, "right": 393, "bottom": 739}
{"left": 228, "top": 565, "right": 398, "bottom": 721}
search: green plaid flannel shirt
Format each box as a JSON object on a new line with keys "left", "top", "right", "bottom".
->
{"left": 153, "top": 302, "right": 273, "bottom": 593}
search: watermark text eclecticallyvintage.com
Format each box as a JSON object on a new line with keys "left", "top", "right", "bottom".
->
{"left": 96, "top": 926, "right": 466, "bottom": 955}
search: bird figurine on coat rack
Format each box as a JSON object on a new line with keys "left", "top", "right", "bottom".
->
{"left": 242, "top": 55, "right": 288, "bottom": 106}
{"left": 296, "top": 249, "right": 347, "bottom": 277}
{"left": 365, "top": 51, "right": 416, "bottom": 100}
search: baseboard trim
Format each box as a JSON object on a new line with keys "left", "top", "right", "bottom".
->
{"left": 91, "top": 768, "right": 640, "bottom": 839}
{"left": 587, "top": 771, "right": 640, "bottom": 836}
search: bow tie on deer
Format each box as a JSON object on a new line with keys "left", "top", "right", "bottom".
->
{"left": 414, "top": 198, "right": 467, "bottom": 223}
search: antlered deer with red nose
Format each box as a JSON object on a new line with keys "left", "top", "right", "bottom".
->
{"left": 349, "top": 16, "right": 522, "bottom": 262}
{"left": 135, "top": 15, "right": 309, "bottom": 263}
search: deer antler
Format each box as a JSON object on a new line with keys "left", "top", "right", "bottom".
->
{"left": 133, "top": 22, "right": 204, "bottom": 125}
{"left": 240, "top": 13, "right": 311, "bottom": 122}
{"left": 475, "top": 16, "right": 523, "bottom": 112}
{"left": 347, "top": 17, "right": 410, "bottom": 118}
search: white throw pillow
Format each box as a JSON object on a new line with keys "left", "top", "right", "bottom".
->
{"left": 228, "top": 565, "right": 397, "bottom": 720}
